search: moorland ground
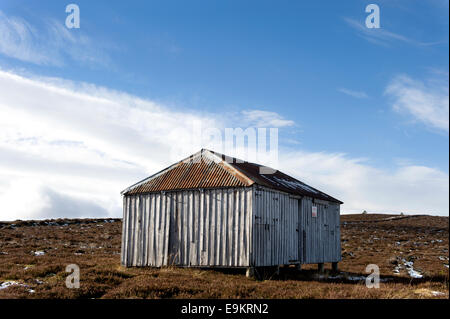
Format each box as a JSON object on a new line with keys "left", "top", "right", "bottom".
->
{"left": 0, "top": 214, "right": 448, "bottom": 299}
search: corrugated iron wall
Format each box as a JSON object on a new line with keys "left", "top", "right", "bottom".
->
{"left": 299, "top": 197, "right": 341, "bottom": 264}
{"left": 252, "top": 186, "right": 300, "bottom": 267}
{"left": 251, "top": 186, "right": 341, "bottom": 266}
{"left": 121, "top": 185, "right": 341, "bottom": 268}
{"left": 121, "top": 187, "right": 253, "bottom": 267}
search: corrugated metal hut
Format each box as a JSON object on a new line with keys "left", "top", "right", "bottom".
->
{"left": 121, "top": 149, "right": 343, "bottom": 275}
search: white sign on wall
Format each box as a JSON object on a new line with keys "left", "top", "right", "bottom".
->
{"left": 312, "top": 206, "right": 318, "bottom": 218}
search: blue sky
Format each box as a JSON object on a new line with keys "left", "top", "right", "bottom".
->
{"left": 0, "top": 0, "right": 448, "bottom": 219}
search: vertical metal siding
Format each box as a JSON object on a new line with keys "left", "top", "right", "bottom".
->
{"left": 299, "top": 196, "right": 341, "bottom": 264}
{"left": 122, "top": 187, "right": 253, "bottom": 267}
{"left": 251, "top": 186, "right": 299, "bottom": 267}
{"left": 251, "top": 187, "right": 341, "bottom": 267}
{"left": 122, "top": 185, "right": 341, "bottom": 268}
{"left": 120, "top": 196, "right": 128, "bottom": 265}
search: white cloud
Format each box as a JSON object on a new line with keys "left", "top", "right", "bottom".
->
{"left": 385, "top": 74, "right": 449, "bottom": 132}
{"left": 0, "top": 68, "right": 222, "bottom": 220}
{"left": 338, "top": 88, "right": 368, "bottom": 99}
{"left": 241, "top": 110, "right": 295, "bottom": 128}
{"left": 0, "top": 178, "right": 110, "bottom": 220}
{"left": 344, "top": 17, "right": 445, "bottom": 47}
{"left": 0, "top": 68, "right": 448, "bottom": 220}
{"left": 278, "top": 150, "right": 449, "bottom": 216}
{"left": 0, "top": 10, "right": 109, "bottom": 67}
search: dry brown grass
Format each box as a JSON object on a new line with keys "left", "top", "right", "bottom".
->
{"left": 0, "top": 214, "right": 448, "bottom": 299}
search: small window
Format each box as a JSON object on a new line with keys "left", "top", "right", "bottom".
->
{"left": 312, "top": 206, "right": 318, "bottom": 218}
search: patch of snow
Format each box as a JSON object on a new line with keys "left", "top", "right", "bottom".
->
{"left": 33, "top": 251, "right": 45, "bottom": 256}
{"left": 0, "top": 281, "right": 30, "bottom": 290}
{"left": 0, "top": 281, "right": 19, "bottom": 289}
{"left": 407, "top": 268, "right": 423, "bottom": 279}
{"left": 393, "top": 257, "right": 423, "bottom": 278}
{"left": 401, "top": 259, "right": 423, "bottom": 278}
{"left": 404, "top": 261, "right": 414, "bottom": 268}
{"left": 431, "top": 291, "right": 444, "bottom": 296}
{"left": 346, "top": 276, "right": 366, "bottom": 281}
{"left": 327, "top": 274, "right": 344, "bottom": 280}
{"left": 415, "top": 288, "right": 445, "bottom": 297}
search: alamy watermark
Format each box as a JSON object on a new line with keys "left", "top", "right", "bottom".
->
{"left": 65, "top": 264, "right": 80, "bottom": 288}
{"left": 169, "top": 121, "right": 279, "bottom": 174}
{"left": 365, "top": 264, "right": 380, "bottom": 288}
{"left": 365, "top": 4, "right": 380, "bottom": 29}
{"left": 65, "top": 4, "right": 80, "bottom": 29}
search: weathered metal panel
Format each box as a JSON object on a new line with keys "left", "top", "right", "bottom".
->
{"left": 251, "top": 186, "right": 299, "bottom": 267}
{"left": 249, "top": 186, "right": 340, "bottom": 267}
{"left": 299, "top": 196, "right": 341, "bottom": 264}
{"left": 121, "top": 187, "right": 253, "bottom": 267}
{"left": 122, "top": 184, "right": 341, "bottom": 268}
{"left": 121, "top": 196, "right": 129, "bottom": 265}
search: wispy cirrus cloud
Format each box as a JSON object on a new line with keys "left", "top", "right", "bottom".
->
{"left": 344, "top": 17, "right": 446, "bottom": 47}
{"left": 0, "top": 10, "right": 110, "bottom": 67}
{"left": 241, "top": 110, "right": 295, "bottom": 128}
{"left": 338, "top": 88, "right": 368, "bottom": 99}
{"left": 385, "top": 73, "right": 449, "bottom": 133}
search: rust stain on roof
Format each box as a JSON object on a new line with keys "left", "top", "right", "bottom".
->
{"left": 124, "top": 151, "right": 253, "bottom": 195}
{"left": 123, "top": 149, "right": 342, "bottom": 204}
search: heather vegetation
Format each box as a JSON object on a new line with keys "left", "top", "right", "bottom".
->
{"left": 0, "top": 214, "right": 448, "bottom": 299}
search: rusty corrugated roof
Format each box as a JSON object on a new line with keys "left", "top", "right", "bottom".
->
{"left": 122, "top": 150, "right": 253, "bottom": 195}
{"left": 122, "top": 149, "right": 343, "bottom": 204}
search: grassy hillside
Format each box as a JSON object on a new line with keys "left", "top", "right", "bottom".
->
{"left": 0, "top": 214, "right": 448, "bottom": 299}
